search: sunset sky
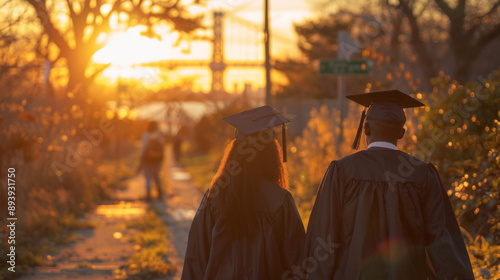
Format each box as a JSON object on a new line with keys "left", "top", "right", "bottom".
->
{"left": 92, "top": 0, "right": 318, "bottom": 93}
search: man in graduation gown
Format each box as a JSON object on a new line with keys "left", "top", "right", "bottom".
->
{"left": 300, "top": 90, "right": 474, "bottom": 280}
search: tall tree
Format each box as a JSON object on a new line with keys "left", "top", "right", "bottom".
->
{"left": 275, "top": 15, "right": 369, "bottom": 99}
{"left": 311, "top": 0, "right": 500, "bottom": 87}
{"left": 393, "top": 0, "right": 500, "bottom": 83}
{"left": 23, "top": 0, "right": 202, "bottom": 95}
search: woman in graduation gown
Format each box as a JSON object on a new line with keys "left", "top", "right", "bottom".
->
{"left": 181, "top": 106, "right": 305, "bottom": 280}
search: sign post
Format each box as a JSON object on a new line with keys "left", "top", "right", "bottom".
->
{"left": 319, "top": 60, "right": 373, "bottom": 75}
{"left": 319, "top": 31, "right": 372, "bottom": 155}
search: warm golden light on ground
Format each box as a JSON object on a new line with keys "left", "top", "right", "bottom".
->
{"left": 96, "top": 202, "right": 146, "bottom": 217}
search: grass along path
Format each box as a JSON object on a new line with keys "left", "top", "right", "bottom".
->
{"left": 17, "top": 143, "right": 170, "bottom": 280}
{"left": 19, "top": 201, "right": 148, "bottom": 280}
{"left": 124, "top": 207, "right": 176, "bottom": 279}
{"left": 179, "top": 151, "right": 221, "bottom": 193}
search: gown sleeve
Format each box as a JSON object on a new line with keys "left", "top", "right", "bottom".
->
{"left": 424, "top": 163, "right": 474, "bottom": 280}
{"left": 302, "top": 161, "right": 343, "bottom": 279}
{"left": 278, "top": 192, "right": 306, "bottom": 273}
{"left": 181, "top": 191, "right": 214, "bottom": 280}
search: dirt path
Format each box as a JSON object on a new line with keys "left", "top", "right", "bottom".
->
{"left": 19, "top": 146, "right": 203, "bottom": 280}
{"left": 154, "top": 146, "right": 204, "bottom": 280}
{"left": 19, "top": 202, "right": 148, "bottom": 280}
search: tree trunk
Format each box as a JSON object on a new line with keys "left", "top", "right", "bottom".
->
{"left": 65, "top": 50, "right": 91, "bottom": 96}
{"left": 398, "top": 0, "right": 437, "bottom": 91}
{"left": 455, "top": 54, "right": 476, "bottom": 84}
{"left": 455, "top": 58, "right": 472, "bottom": 85}
{"left": 408, "top": 40, "right": 435, "bottom": 91}
{"left": 66, "top": 63, "right": 85, "bottom": 95}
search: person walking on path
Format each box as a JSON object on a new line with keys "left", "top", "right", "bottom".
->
{"left": 173, "top": 124, "right": 190, "bottom": 165}
{"left": 301, "top": 90, "right": 474, "bottom": 280}
{"left": 181, "top": 106, "right": 305, "bottom": 280}
{"left": 138, "top": 121, "right": 165, "bottom": 201}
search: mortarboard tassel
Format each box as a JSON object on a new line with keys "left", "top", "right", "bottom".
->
{"left": 351, "top": 107, "right": 367, "bottom": 150}
{"left": 282, "top": 123, "right": 287, "bottom": 162}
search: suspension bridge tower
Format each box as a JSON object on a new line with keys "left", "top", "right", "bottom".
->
{"left": 210, "top": 11, "right": 225, "bottom": 95}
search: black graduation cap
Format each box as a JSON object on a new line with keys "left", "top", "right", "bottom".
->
{"left": 346, "top": 89, "right": 425, "bottom": 150}
{"left": 223, "top": 106, "right": 290, "bottom": 162}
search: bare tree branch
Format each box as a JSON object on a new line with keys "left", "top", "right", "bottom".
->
{"left": 398, "top": 0, "right": 437, "bottom": 81}
{"left": 484, "top": 0, "right": 500, "bottom": 17}
{"left": 25, "top": 0, "right": 71, "bottom": 56}
{"left": 166, "top": 0, "right": 182, "bottom": 10}
{"left": 84, "top": 0, "right": 91, "bottom": 11}
{"left": 86, "top": 62, "right": 110, "bottom": 83}
{"left": 471, "top": 0, "right": 500, "bottom": 23}
{"left": 463, "top": 0, "right": 500, "bottom": 46}
{"left": 390, "top": 12, "right": 404, "bottom": 63}
{"left": 65, "top": 0, "right": 76, "bottom": 19}
{"left": 70, "top": 0, "right": 86, "bottom": 47}
{"left": 457, "top": 0, "right": 466, "bottom": 15}
{"left": 433, "top": 0, "right": 454, "bottom": 17}
{"left": 473, "top": 21, "right": 500, "bottom": 51}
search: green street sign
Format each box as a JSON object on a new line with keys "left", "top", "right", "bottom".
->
{"left": 319, "top": 59, "right": 372, "bottom": 75}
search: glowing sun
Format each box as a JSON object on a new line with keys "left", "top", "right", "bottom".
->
{"left": 92, "top": 26, "right": 169, "bottom": 66}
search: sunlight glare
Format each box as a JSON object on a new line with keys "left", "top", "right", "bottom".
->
{"left": 92, "top": 26, "right": 169, "bottom": 66}
{"left": 100, "top": 3, "right": 112, "bottom": 15}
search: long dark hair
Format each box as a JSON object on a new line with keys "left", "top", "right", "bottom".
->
{"left": 208, "top": 137, "right": 288, "bottom": 238}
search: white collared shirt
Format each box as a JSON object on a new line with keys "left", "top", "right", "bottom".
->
{"left": 367, "top": 141, "right": 398, "bottom": 150}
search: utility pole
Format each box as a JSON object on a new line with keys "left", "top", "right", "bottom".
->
{"left": 264, "top": 0, "right": 272, "bottom": 106}
{"left": 211, "top": 11, "right": 225, "bottom": 95}
{"left": 337, "top": 31, "right": 351, "bottom": 156}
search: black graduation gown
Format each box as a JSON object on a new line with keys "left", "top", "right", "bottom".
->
{"left": 302, "top": 147, "right": 474, "bottom": 280}
{"left": 181, "top": 179, "right": 305, "bottom": 280}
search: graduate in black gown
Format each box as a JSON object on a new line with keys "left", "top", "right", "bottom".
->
{"left": 301, "top": 90, "right": 474, "bottom": 280}
{"left": 181, "top": 106, "right": 305, "bottom": 280}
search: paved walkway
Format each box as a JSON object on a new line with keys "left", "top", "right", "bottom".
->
{"left": 20, "top": 146, "right": 203, "bottom": 279}
{"left": 154, "top": 146, "right": 204, "bottom": 280}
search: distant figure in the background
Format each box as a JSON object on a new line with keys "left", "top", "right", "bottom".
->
{"left": 173, "top": 135, "right": 182, "bottom": 163}
{"left": 173, "top": 124, "right": 189, "bottom": 164}
{"left": 139, "top": 121, "right": 164, "bottom": 201}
